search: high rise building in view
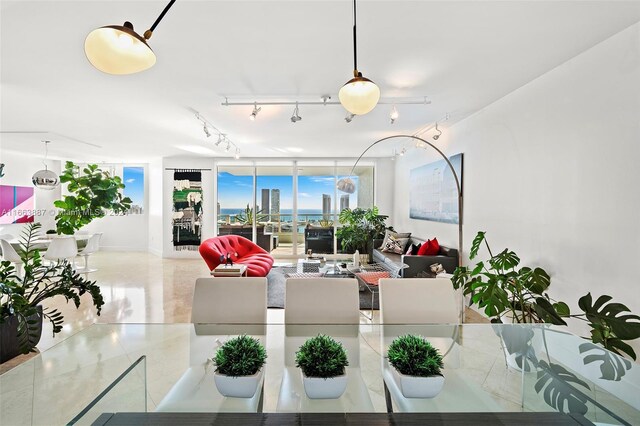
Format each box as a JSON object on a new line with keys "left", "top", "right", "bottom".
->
{"left": 270, "top": 189, "right": 280, "bottom": 219}
{"left": 261, "top": 189, "right": 270, "bottom": 219}
{"left": 322, "top": 194, "right": 331, "bottom": 220}
{"left": 340, "top": 194, "right": 350, "bottom": 212}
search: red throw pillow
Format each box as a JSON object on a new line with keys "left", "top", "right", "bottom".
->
{"left": 418, "top": 238, "right": 440, "bottom": 256}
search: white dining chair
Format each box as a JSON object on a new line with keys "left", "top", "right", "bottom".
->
{"left": 276, "top": 278, "right": 374, "bottom": 413}
{"left": 0, "top": 239, "right": 23, "bottom": 276}
{"left": 44, "top": 236, "right": 78, "bottom": 266}
{"left": 378, "top": 278, "right": 501, "bottom": 413}
{"left": 76, "top": 233, "right": 102, "bottom": 274}
{"left": 156, "top": 277, "right": 268, "bottom": 413}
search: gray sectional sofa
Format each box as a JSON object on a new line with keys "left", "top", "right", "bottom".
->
{"left": 372, "top": 236, "right": 459, "bottom": 278}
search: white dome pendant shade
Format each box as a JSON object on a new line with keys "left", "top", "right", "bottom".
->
{"left": 338, "top": 0, "right": 380, "bottom": 115}
{"left": 339, "top": 72, "right": 380, "bottom": 115}
{"left": 84, "top": 22, "right": 156, "bottom": 75}
{"left": 84, "top": 0, "right": 176, "bottom": 75}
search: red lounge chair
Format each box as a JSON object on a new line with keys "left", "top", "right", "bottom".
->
{"left": 200, "top": 235, "right": 274, "bottom": 277}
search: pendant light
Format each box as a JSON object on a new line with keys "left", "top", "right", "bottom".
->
{"left": 84, "top": 0, "right": 177, "bottom": 75}
{"left": 338, "top": 0, "right": 380, "bottom": 115}
{"left": 32, "top": 141, "right": 59, "bottom": 190}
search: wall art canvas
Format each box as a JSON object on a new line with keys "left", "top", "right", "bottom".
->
{"left": 172, "top": 170, "right": 203, "bottom": 250}
{"left": 409, "top": 153, "right": 463, "bottom": 224}
{"left": 0, "top": 185, "right": 35, "bottom": 224}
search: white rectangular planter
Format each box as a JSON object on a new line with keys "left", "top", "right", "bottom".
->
{"left": 391, "top": 367, "right": 444, "bottom": 398}
{"left": 301, "top": 371, "right": 348, "bottom": 399}
{"left": 214, "top": 369, "right": 263, "bottom": 398}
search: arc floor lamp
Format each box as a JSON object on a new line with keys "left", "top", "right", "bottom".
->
{"left": 337, "top": 134, "right": 463, "bottom": 268}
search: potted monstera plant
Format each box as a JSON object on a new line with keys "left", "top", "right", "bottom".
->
{"left": 211, "top": 335, "right": 267, "bottom": 398}
{"left": 453, "top": 231, "right": 640, "bottom": 369}
{"left": 388, "top": 335, "right": 445, "bottom": 398}
{"left": 337, "top": 206, "right": 389, "bottom": 263}
{"left": 295, "top": 334, "right": 349, "bottom": 399}
{"left": 0, "top": 223, "right": 104, "bottom": 363}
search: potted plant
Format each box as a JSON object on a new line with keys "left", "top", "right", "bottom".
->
{"left": 387, "top": 334, "right": 445, "bottom": 398}
{"left": 295, "top": 334, "right": 349, "bottom": 399}
{"left": 453, "top": 231, "right": 640, "bottom": 366}
{"left": 53, "top": 161, "right": 131, "bottom": 235}
{"left": 0, "top": 223, "right": 104, "bottom": 362}
{"left": 211, "top": 335, "right": 267, "bottom": 398}
{"left": 337, "top": 206, "right": 389, "bottom": 263}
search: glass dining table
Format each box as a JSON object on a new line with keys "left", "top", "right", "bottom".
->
{"left": 0, "top": 323, "right": 637, "bottom": 425}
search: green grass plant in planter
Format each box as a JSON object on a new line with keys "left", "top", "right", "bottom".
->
{"left": 387, "top": 335, "right": 445, "bottom": 398}
{"left": 0, "top": 223, "right": 104, "bottom": 363}
{"left": 295, "top": 334, "right": 349, "bottom": 399}
{"left": 212, "top": 335, "right": 267, "bottom": 398}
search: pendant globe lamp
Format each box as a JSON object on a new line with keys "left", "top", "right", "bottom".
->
{"left": 339, "top": 0, "right": 380, "bottom": 115}
{"left": 32, "top": 141, "right": 59, "bottom": 190}
{"left": 84, "top": 0, "right": 177, "bottom": 75}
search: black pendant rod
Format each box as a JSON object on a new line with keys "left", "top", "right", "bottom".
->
{"left": 145, "top": 0, "right": 177, "bottom": 39}
{"left": 352, "top": 0, "right": 358, "bottom": 74}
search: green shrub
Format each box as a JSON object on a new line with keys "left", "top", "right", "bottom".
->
{"left": 295, "top": 334, "right": 349, "bottom": 378}
{"left": 213, "top": 335, "right": 267, "bottom": 377}
{"left": 388, "top": 335, "right": 443, "bottom": 377}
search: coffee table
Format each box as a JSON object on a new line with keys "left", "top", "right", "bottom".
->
{"left": 211, "top": 264, "right": 248, "bottom": 277}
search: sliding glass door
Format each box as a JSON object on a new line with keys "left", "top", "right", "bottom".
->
{"left": 215, "top": 162, "right": 374, "bottom": 258}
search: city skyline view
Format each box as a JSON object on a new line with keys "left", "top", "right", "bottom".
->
{"left": 217, "top": 172, "right": 359, "bottom": 211}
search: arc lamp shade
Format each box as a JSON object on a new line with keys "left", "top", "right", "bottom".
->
{"left": 84, "top": 22, "right": 156, "bottom": 75}
{"left": 338, "top": 75, "right": 380, "bottom": 115}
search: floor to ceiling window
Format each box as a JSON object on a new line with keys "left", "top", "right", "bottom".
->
{"left": 215, "top": 161, "right": 374, "bottom": 258}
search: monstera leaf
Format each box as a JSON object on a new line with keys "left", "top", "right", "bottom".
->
{"left": 469, "top": 231, "right": 486, "bottom": 259}
{"left": 519, "top": 267, "right": 551, "bottom": 294}
{"left": 535, "top": 360, "right": 590, "bottom": 415}
{"left": 499, "top": 325, "right": 538, "bottom": 372}
{"left": 489, "top": 249, "right": 520, "bottom": 271}
{"left": 470, "top": 276, "right": 511, "bottom": 318}
{"left": 578, "top": 293, "right": 640, "bottom": 359}
{"left": 579, "top": 342, "right": 632, "bottom": 382}
{"left": 534, "top": 297, "right": 568, "bottom": 326}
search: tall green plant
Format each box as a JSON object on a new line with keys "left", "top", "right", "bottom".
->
{"left": 453, "top": 231, "right": 640, "bottom": 359}
{"left": 54, "top": 161, "right": 131, "bottom": 235}
{"left": 0, "top": 223, "right": 104, "bottom": 353}
{"left": 337, "top": 206, "right": 389, "bottom": 254}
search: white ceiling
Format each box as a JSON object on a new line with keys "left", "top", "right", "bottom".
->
{"left": 1, "top": 1, "right": 640, "bottom": 162}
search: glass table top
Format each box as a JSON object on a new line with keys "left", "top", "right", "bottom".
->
{"left": 1, "top": 323, "right": 638, "bottom": 425}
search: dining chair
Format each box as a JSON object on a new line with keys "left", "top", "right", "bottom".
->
{"left": 378, "top": 278, "right": 500, "bottom": 413}
{"left": 76, "top": 233, "right": 102, "bottom": 274}
{"left": 0, "top": 239, "right": 23, "bottom": 276}
{"left": 156, "top": 277, "right": 268, "bottom": 413}
{"left": 43, "top": 236, "right": 78, "bottom": 267}
{"left": 276, "top": 278, "right": 374, "bottom": 413}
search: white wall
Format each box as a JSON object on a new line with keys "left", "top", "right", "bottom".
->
{"left": 0, "top": 151, "right": 60, "bottom": 236}
{"left": 374, "top": 157, "right": 395, "bottom": 219}
{"left": 148, "top": 158, "right": 164, "bottom": 256}
{"left": 393, "top": 23, "right": 640, "bottom": 354}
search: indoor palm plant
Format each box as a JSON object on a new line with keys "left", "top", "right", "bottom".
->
{"left": 337, "top": 206, "right": 389, "bottom": 262}
{"left": 54, "top": 161, "right": 131, "bottom": 235}
{"left": 295, "top": 334, "right": 349, "bottom": 399}
{"left": 452, "top": 231, "right": 640, "bottom": 360}
{"left": 211, "top": 335, "right": 267, "bottom": 398}
{"left": 387, "top": 334, "right": 445, "bottom": 398}
{"left": 0, "top": 223, "right": 104, "bottom": 362}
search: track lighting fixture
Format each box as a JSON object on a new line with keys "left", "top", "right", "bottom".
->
{"left": 338, "top": 0, "right": 380, "bottom": 115}
{"left": 390, "top": 105, "right": 399, "bottom": 124}
{"left": 345, "top": 113, "right": 355, "bottom": 123}
{"left": 249, "top": 103, "right": 261, "bottom": 121}
{"left": 84, "top": 0, "right": 176, "bottom": 75}
{"left": 290, "top": 103, "right": 302, "bottom": 123}
{"left": 433, "top": 122, "right": 442, "bottom": 141}
{"left": 194, "top": 110, "right": 240, "bottom": 157}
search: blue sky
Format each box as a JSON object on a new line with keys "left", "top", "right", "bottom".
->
{"left": 217, "top": 172, "right": 358, "bottom": 210}
{"left": 123, "top": 167, "right": 144, "bottom": 207}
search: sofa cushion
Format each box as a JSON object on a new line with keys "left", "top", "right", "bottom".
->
{"left": 418, "top": 238, "right": 440, "bottom": 256}
{"left": 379, "top": 230, "right": 411, "bottom": 249}
{"left": 381, "top": 235, "right": 410, "bottom": 254}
